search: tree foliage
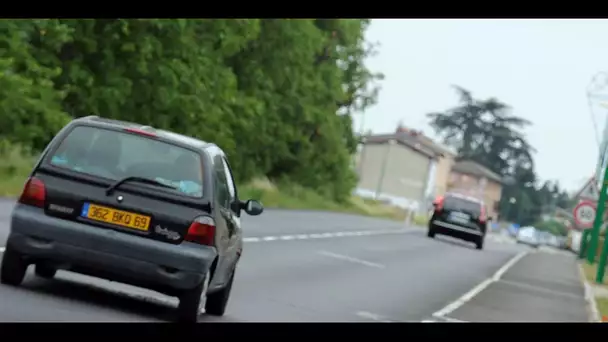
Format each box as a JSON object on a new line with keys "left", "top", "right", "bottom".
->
{"left": 0, "top": 19, "right": 383, "bottom": 202}
{"left": 428, "top": 86, "right": 570, "bottom": 225}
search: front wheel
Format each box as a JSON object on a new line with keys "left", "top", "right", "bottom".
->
{"left": 205, "top": 269, "right": 235, "bottom": 316}
{"left": 475, "top": 236, "right": 484, "bottom": 250}
{"left": 427, "top": 226, "right": 436, "bottom": 238}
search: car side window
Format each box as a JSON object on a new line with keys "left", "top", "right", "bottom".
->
{"left": 221, "top": 157, "right": 237, "bottom": 202}
{"left": 213, "top": 155, "right": 231, "bottom": 209}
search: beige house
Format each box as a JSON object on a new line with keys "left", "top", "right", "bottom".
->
{"left": 403, "top": 129, "right": 457, "bottom": 198}
{"left": 448, "top": 160, "right": 504, "bottom": 219}
{"left": 355, "top": 132, "right": 442, "bottom": 210}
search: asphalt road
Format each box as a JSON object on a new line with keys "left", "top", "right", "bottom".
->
{"left": 0, "top": 199, "right": 527, "bottom": 322}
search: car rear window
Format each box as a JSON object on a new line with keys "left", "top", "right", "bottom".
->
{"left": 47, "top": 125, "right": 203, "bottom": 197}
{"left": 443, "top": 195, "right": 481, "bottom": 216}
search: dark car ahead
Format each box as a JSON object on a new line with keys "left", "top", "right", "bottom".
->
{"left": 427, "top": 193, "right": 490, "bottom": 250}
{"left": 0, "top": 116, "right": 263, "bottom": 322}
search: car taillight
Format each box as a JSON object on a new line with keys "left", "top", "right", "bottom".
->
{"left": 185, "top": 216, "right": 216, "bottom": 246}
{"left": 19, "top": 177, "right": 46, "bottom": 208}
{"left": 434, "top": 196, "right": 444, "bottom": 212}
{"left": 479, "top": 206, "right": 487, "bottom": 224}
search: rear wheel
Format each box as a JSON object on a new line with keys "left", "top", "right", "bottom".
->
{"left": 475, "top": 236, "right": 484, "bottom": 250}
{"left": 35, "top": 263, "right": 57, "bottom": 279}
{"left": 0, "top": 246, "right": 28, "bottom": 286}
{"left": 427, "top": 226, "right": 436, "bottom": 238}
{"left": 176, "top": 271, "right": 210, "bottom": 323}
{"left": 205, "top": 269, "right": 235, "bottom": 316}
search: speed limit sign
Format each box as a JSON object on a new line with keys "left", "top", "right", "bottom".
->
{"left": 573, "top": 200, "right": 597, "bottom": 229}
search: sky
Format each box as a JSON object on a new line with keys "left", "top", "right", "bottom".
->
{"left": 357, "top": 19, "right": 608, "bottom": 193}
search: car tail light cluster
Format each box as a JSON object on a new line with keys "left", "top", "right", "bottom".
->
{"left": 479, "top": 206, "right": 487, "bottom": 224}
{"left": 185, "top": 216, "right": 216, "bottom": 246}
{"left": 19, "top": 177, "right": 46, "bottom": 208}
{"left": 433, "top": 195, "right": 444, "bottom": 212}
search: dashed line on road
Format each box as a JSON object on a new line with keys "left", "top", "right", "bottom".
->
{"left": 432, "top": 250, "right": 528, "bottom": 319}
{"left": 242, "top": 228, "right": 413, "bottom": 244}
{"left": 318, "top": 250, "right": 386, "bottom": 269}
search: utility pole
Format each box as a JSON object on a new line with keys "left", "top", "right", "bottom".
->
{"left": 582, "top": 71, "right": 608, "bottom": 261}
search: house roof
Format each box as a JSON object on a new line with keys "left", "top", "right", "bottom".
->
{"left": 363, "top": 133, "right": 439, "bottom": 159}
{"left": 451, "top": 160, "right": 503, "bottom": 184}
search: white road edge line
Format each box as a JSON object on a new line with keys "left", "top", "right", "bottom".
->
{"left": 432, "top": 250, "right": 528, "bottom": 319}
{"left": 318, "top": 250, "right": 386, "bottom": 269}
{"left": 356, "top": 311, "right": 393, "bottom": 322}
{"left": 0, "top": 246, "right": 4, "bottom": 253}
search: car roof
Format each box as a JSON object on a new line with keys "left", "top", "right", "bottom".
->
{"left": 444, "top": 192, "right": 483, "bottom": 205}
{"left": 72, "top": 116, "right": 216, "bottom": 151}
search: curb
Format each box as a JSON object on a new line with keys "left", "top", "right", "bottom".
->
{"left": 578, "top": 263, "right": 601, "bottom": 323}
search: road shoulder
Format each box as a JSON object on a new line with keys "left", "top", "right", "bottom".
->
{"left": 433, "top": 250, "right": 589, "bottom": 322}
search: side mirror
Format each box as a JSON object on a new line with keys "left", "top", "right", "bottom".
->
{"left": 242, "top": 199, "right": 264, "bottom": 216}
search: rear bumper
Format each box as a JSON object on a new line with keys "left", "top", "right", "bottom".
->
{"left": 6, "top": 204, "right": 217, "bottom": 294}
{"left": 431, "top": 220, "right": 484, "bottom": 240}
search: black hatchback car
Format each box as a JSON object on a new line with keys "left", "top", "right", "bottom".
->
{"left": 0, "top": 116, "right": 263, "bottom": 322}
{"left": 427, "top": 193, "right": 490, "bottom": 250}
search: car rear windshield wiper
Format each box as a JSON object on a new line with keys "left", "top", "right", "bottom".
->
{"left": 106, "top": 176, "right": 178, "bottom": 196}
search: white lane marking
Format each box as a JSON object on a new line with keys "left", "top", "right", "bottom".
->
{"left": 0, "top": 247, "right": 4, "bottom": 253}
{"left": 440, "top": 316, "right": 469, "bottom": 323}
{"left": 356, "top": 311, "right": 393, "bottom": 322}
{"left": 318, "top": 250, "right": 386, "bottom": 269}
{"left": 432, "top": 251, "right": 528, "bottom": 319}
{"left": 242, "top": 228, "right": 415, "bottom": 244}
{"left": 421, "top": 319, "right": 437, "bottom": 323}
{"left": 262, "top": 236, "right": 278, "bottom": 242}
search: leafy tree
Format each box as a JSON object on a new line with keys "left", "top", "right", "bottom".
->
{"left": 0, "top": 19, "right": 382, "bottom": 203}
{"left": 427, "top": 85, "right": 569, "bottom": 225}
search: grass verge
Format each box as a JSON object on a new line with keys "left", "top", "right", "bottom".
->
{"left": 0, "top": 147, "right": 425, "bottom": 223}
{"left": 581, "top": 262, "right": 608, "bottom": 321}
{"left": 0, "top": 144, "right": 36, "bottom": 197}
{"left": 239, "top": 178, "right": 427, "bottom": 222}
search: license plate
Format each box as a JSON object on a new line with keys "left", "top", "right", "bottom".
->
{"left": 449, "top": 212, "right": 470, "bottom": 223}
{"left": 81, "top": 203, "right": 151, "bottom": 231}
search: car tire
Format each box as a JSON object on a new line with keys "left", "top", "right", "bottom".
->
{"left": 35, "top": 264, "right": 57, "bottom": 279}
{"left": 205, "top": 269, "right": 235, "bottom": 317}
{"left": 427, "top": 226, "right": 436, "bottom": 238}
{"left": 0, "top": 246, "right": 28, "bottom": 286}
{"left": 176, "top": 271, "right": 210, "bottom": 323}
{"left": 475, "top": 236, "right": 484, "bottom": 250}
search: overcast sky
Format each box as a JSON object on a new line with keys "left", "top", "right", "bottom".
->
{"left": 358, "top": 19, "right": 608, "bottom": 193}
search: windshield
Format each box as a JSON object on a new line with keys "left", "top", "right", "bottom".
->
{"left": 48, "top": 125, "right": 203, "bottom": 197}
{"left": 443, "top": 195, "right": 481, "bottom": 216}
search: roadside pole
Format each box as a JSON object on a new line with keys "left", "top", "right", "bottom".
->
{"left": 574, "top": 201, "right": 596, "bottom": 260}
{"left": 580, "top": 230, "right": 590, "bottom": 259}
{"left": 587, "top": 168, "right": 608, "bottom": 263}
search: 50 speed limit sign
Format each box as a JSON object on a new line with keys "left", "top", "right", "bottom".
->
{"left": 573, "top": 200, "right": 597, "bottom": 229}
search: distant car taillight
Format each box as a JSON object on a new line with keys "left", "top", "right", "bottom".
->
{"left": 185, "top": 216, "right": 216, "bottom": 246}
{"left": 18, "top": 177, "right": 46, "bottom": 208}
{"left": 434, "top": 196, "right": 444, "bottom": 213}
{"left": 479, "top": 206, "right": 487, "bottom": 224}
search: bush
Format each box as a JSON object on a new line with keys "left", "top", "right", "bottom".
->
{"left": 0, "top": 142, "right": 36, "bottom": 196}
